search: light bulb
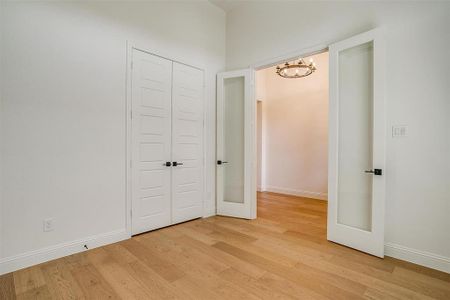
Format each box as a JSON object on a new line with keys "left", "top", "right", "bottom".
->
{"left": 295, "top": 69, "right": 299, "bottom": 75}
{"left": 310, "top": 58, "right": 314, "bottom": 63}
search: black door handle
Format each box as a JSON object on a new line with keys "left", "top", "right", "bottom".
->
{"left": 172, "top": 161, "right": 183, "bottom": 167}
{"left": 365, "top": 169, "right": 382, "bottom": 175}
{"left": 217, "top": 160, "right": 229, "bottom": 165}
{"left": 163, "top": 161, "right": 172, "bottom": 167}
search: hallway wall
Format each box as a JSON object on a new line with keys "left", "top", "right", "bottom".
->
{"left": 257, "top": 52, "right": 328, "bottom": 200}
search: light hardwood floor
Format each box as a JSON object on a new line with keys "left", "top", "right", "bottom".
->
{"left": 1, "top": 192, "right": 449, "bottom": 299}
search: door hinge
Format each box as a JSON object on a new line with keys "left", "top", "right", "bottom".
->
{"left": 130, "top": 110, "right": 133, "bottom": 119}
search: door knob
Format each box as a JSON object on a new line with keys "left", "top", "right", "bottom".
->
{"left": 365, "top": 169, "right": 382, "bottom": 175}
{"left": 163, "top": 161, "right": 172, "bottom": 167}
{"left": 217, "top": 160, "right": 229, "bottom": 165}
{"left": 172, "top": 161, "right": 183, "bottom": 167}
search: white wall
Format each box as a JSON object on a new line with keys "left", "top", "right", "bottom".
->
{"left": 226, "top": 1, "right": 450, "bottom": 272}
{"left": 256, "top": 101, "right": 263, "bottom": 190}
{"left": 257, "top": 52, "right": 328, "bottom": 200}
{"left": 255, "top": 70, "right": 267, "bottom": 191}
{"left": 0, "top": 1, "right": 225, "bottom": 274}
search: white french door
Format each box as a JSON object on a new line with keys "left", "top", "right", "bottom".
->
{"left": 216, "top": 69, "right": 256, "bottom": 219}
{"left": 327, "top": 29, "right": 386, "bottom": 257}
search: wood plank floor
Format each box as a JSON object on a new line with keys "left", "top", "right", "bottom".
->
{"left": 1, "top": 192, "right": 449, "bottom": 299}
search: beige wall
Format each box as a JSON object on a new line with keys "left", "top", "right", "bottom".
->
{"left": 257, "top": 52, "right": 328, "bottom": 200}
{"left": 256, "top": 101, "right": 263, "bottom": 190}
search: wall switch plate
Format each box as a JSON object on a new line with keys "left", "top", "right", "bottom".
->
{"left": 392, "top": 125, "right": 408, "bottom": 138}
{"left": 43, "top": 218, "right": 54, "bottom": 232}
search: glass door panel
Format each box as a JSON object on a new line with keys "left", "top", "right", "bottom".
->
{"left": 337, "top": 41, "right": 374, "bottom": 231}
{"left": 223, "top": 77, "right": 245, "bottom": 203}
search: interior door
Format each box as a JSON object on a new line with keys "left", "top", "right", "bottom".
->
{"left": 171, "top": 62, "right": 204, "bottom": 223}
{"left": 216, "top": 69, "right": 256, "bottom": 219}
{"left": 327, "top": 29, "right": 386, "bottom": 257}
{"left": 131, "top": 49, "right": 172, "bottom": 235}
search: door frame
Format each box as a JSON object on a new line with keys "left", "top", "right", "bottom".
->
{"left": 125, "top": 41, "right": 208, "bottom": 236}
{"left": 248, "top": 30, "right": 386, "bottom": 254}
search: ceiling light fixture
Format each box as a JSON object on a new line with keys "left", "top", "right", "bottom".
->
{"left": 276, "top": 58, "right": 317, "bottom": 79}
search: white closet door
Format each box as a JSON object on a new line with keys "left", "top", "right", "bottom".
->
{"left": 131, "top": 49, "right": 172, "bottom": 235}
{"left": 171, "top": 62, "right": 204, "bottom": 223}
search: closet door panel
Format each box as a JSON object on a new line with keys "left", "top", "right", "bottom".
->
{"left": 171, "top": 62, "right": 204, "bottom": 223}
{"left": 131, "top": 49, "right": 172, "bottom": 235}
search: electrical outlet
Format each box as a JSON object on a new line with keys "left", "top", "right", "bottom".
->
{"left": 43, "top": 218, "right": 54, "bottom": 232}
{"left": 392, "top": 125, "right": 408, "bottom": 138}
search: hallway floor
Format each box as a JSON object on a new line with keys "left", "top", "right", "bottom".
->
{"left": 1, "top": 192, "right": 449, "bottom": 299}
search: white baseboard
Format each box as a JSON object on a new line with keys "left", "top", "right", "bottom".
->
{"left": 385, "top": 243, "right": 450, "bottom": 274}
{"left": 203, "top": 208, "right": 216, "bottom": 218}
{"left": 2, "top": 227, "right": 448, "bottom": 276}
{"left": 265, "top": 185, "right": 328, "bottom": 201}
{"left": 0, "top": 229, "right": 130, "bottom": 275}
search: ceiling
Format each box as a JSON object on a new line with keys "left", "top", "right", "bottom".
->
{"left": 208, "top": 0, "right": 244, "bottom": 12}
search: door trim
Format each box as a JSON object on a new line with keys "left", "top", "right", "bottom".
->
{"left": 250, "top": 44, "right": 328, "bottom": 71}
{"left": 126, "top": 41, "right": 207, "bottom": 236}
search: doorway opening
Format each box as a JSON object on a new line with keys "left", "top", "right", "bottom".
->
{"left": 216, "top": 29, "right": 385, "bottom": 257}
{"left": 255, "top": 51, "right": 329, "bottom": 238}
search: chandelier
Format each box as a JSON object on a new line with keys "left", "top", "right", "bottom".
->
{"left": 276, "top": 58, "right": 317, "bottom": 79}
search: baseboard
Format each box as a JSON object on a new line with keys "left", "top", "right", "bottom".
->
{"left": 3, "top": 226, "right": 447, "bottom": 277}
{"left": 385, "top": 243, "right": 450, "bottom": 274}
{"left": 0, "top": 229, "right": 130, "bottom": 275}
{"left": 265, "top": 186, "right": 328, "bottom": 200}
{"left": 202, "top": 209, "right": 216, "bottom": 218}
{"left": 203, "top": 202, "right": 216, "bottom": 218}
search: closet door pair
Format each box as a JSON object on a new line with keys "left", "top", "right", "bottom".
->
{"left": 131, "top": 49, "right": 203, "bottom": 235}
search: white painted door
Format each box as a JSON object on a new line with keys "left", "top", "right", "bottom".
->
{"left": 327, "top": 29, "right": 386, "bottom": 257}
{"left": 216, "top": 69, "right": 256, "bottom": 219}
{"left": 171, "top": 62, "right": 204, "bottom": 223}
{"left": 131, "top": 49, "right": 172, "bottom": 235}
